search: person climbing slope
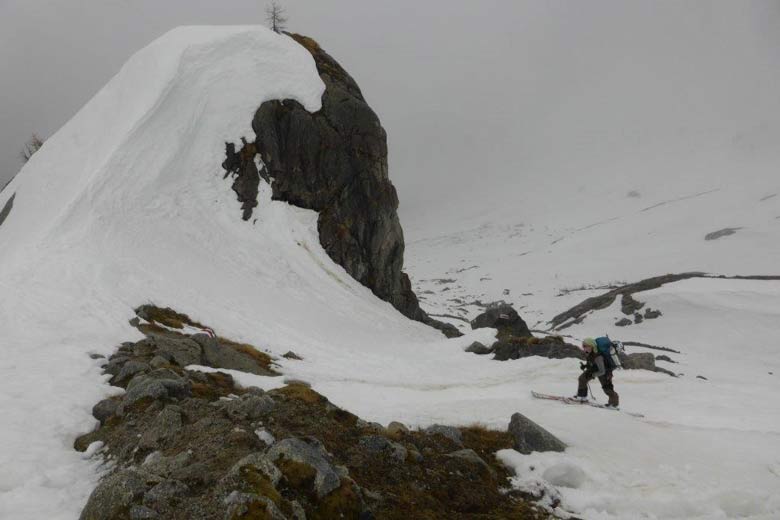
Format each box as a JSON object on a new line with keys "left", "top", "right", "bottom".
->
{"left": 574, "top": 337, "right": 620, "bottom": 408}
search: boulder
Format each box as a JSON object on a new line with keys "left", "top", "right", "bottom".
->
{"left": 385, "top": 421, "right": 408, "bottom": 438}
{"left": 424, "top": 425, "right": 463, "bottom": 447}
{"left": 224, "top": 492, "right": 287, "bottom": 520}
{"left": 147, "top": 336, "right": 202, "bottom": 367}
{"left": 124, "top": 372, "right": 191, "bottom": 404}
{"left": 615, "top": 318, "right": 632, "bottom": 327}
{"left": 139, "top": 406, "right": 183, "bottom": 449}
{"left": 79, "top": 469, "right": 149, "bottom": 520}
{"left": 92, "top": 398, "right": 119, "bottom": 424}
{"left": 221, "top": 394, "right": 276, "bottom": 421}
{"left": 142, "top": 479, "right": 189, "bottom": 510}
{"left": 267, "top": 437, "right": 341, "bottom": 498}
{"left": 465, "top": 341, "right": 493, "bottom": 355}
{"left": 116, "top": 361, "right": 150, "bottom": 383}
{"left": 470, "top": 303, "right": 530, "bottom": 338}
{"left": 359, "top": 435, "right": 407, "bottom": 463}
{"left": 225, "top": 452, "right": 283, "bottom": 487}
{"left": 619, "top": 352, "right": 656, "bottom": 371}
{"left": 445, "top": 449, "right": 495, "bottom": 478}
{"left": 142, "top": 451, "right": 194, "bottom": 479}
{"left": 492, "top": 340, "right": 583, "bottom": 362}
{"left": 508, "top": 413, "right": 566, "bottom": 455}
{"left": 191, "top": 334, "right": 274, "bottom": 376}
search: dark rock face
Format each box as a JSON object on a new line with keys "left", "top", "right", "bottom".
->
{"left": 508, "top": 413, "right": 566, "bottom": 455}
{"left": 0, "top": 193, "right": 14, "bottom": 228}
{"left": 619, "top": 352, "right": 676, "bottom": 377}
{"left": 231, "top": 34, "right": 424, "bottom": 322}
{"left": 492, "top": 339, "right": 583, "bottom": 362}
{"left": 471, "top": 303, "right": 531, "bottom": 338}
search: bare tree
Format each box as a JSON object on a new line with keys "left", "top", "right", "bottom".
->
{"left": 265, "top": 1, "right": 287, "bottom": 33}
{"left": 21, "top": 133, "right": 44, "bottom": 163}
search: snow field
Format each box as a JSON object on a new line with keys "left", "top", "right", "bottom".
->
{"left": 1, "top": 23, "right": 779, "bottom": 520}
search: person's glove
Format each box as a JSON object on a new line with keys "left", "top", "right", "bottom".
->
{"left": 579, "top": 362, "right": 587, "bottom": 371}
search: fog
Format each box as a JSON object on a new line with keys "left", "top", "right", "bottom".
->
{"left": 2, "top": 1, "right": 779, "bottom": 228}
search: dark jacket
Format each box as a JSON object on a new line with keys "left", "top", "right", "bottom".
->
{"left": 584, "top": 350, "right": 609, "bottom": 378}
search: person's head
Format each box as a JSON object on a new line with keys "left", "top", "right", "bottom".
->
{"left": 582, "top": 338, "right": 596, "bottom": 352}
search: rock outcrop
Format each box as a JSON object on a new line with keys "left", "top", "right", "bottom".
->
{"left": 222, "top": 34, "right": 434, "bottom": 327}
{"left": 471, "top": 302, "right": 531, "bottom": 339}
{"left": 75, "top": 305, "right": 550, "bottom": 519}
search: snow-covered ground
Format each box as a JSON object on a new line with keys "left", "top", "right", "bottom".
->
{"left": 1, "top": 24, "right": 779, "bottom": 520}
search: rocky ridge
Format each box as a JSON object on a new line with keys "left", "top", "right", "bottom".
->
{"left": 74, "top": 305, "right": 557, "bottom": 519}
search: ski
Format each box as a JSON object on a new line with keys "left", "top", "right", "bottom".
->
{"left": 531, "top": 391, "right": 645, "bottom": 418}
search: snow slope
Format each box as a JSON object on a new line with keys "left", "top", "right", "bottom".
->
{"left": 1, "top": 25, "right": 779, "bottom": 520}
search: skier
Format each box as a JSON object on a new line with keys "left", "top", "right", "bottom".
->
{"left": 574, "top": 337, "right": 619, "bottom": 408}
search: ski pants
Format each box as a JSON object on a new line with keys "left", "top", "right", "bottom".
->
{"left": 578, "top": 370, "right": 619, "bottom": 406}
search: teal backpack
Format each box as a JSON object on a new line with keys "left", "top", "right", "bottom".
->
{"left": 594, "top": 335, "right": 623, "bottom": 370}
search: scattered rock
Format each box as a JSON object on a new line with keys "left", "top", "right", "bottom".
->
{"left": 705, "top": 227, "right": 741, "bottom": 241}
{"left": 267, "top": 437, "right": 341, "bottom": 498}
{"left": 386, "top": 421, "right": 408, "bottom": 438}
{"left": 633, "top": 312, "right": 644, "bottom": 324}
{"left": 92, "top": 398, "right": 119, "bottom": 424}
{"left": 124, "top": 372, "right": 191, "bottom": 404}
{"left": 471, "top": 303, "right": 531, "bottom": 338}
{"left": 644, "top": 308, "right": 662, "bottom": 319}
{"left": 359, "top": 435, "right": 408, "bottom": 463}
{"left": 149, "top": 355, "right": 170, "bottom": 369}
{"left": 142, "top": 479, "right": 189, "bottom": 510}
{"left": 282, "top": 350, "right": 303, "bottom": 360}
{"left": 129, "top": 505, "right": 159, "bottom": 520}
{"left": 224, "top": 491, "right": 286, "bottom": 520}
{"left": 191, "top": 334, "right": 275, "bottom": 376}
{"left": 508, "top": 413, "right": 566, "bottom": 455}
{"left": 221, "top": 393, "right": 276, "bottom": 421}
{"left": 620, "top": 352, "right": 676, "bottom": 376}
{"left": 620, "top": 294, "right": 644, "bottom": 315}
{"left": 445, "top": 449, "right": 495, "bottom": 478}
{"left": 116, "top": 360, "right": 151, "bottom": 383}
{"left": 465, "top": 341, "right": 493, "bottom": 355}
{"left": 655, "top": 355, "right": 676, "bottom": 363}
{"left": 79, "top": 469, "right": 149, "bottom": 520}
{"left": 424, "top": 424, "right": 464, "bottom": 447}
{"left": 615, "top": 318, "right": 632, "bottom": 327}
{"left": 696, "top": 375, "right": 708, "bottom": 380}
{"left": 491, "top": 338, "right": 582, "bottom": 362}
{"left": 149, "top": 336, "right": 203, "bottom": 367}
{"left": 139, "top": 406, "right": 183, "bottom": 449}
{"left": 226, "top": 452, "right": 283, "bottom": 487}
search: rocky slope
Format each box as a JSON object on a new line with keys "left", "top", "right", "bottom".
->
{"left": 75, "top": 306, "right": 556, "bottom": 520}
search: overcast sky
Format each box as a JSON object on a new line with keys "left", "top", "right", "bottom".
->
{"left": 2, "top": 1, "right": 779, "bottom": 227}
